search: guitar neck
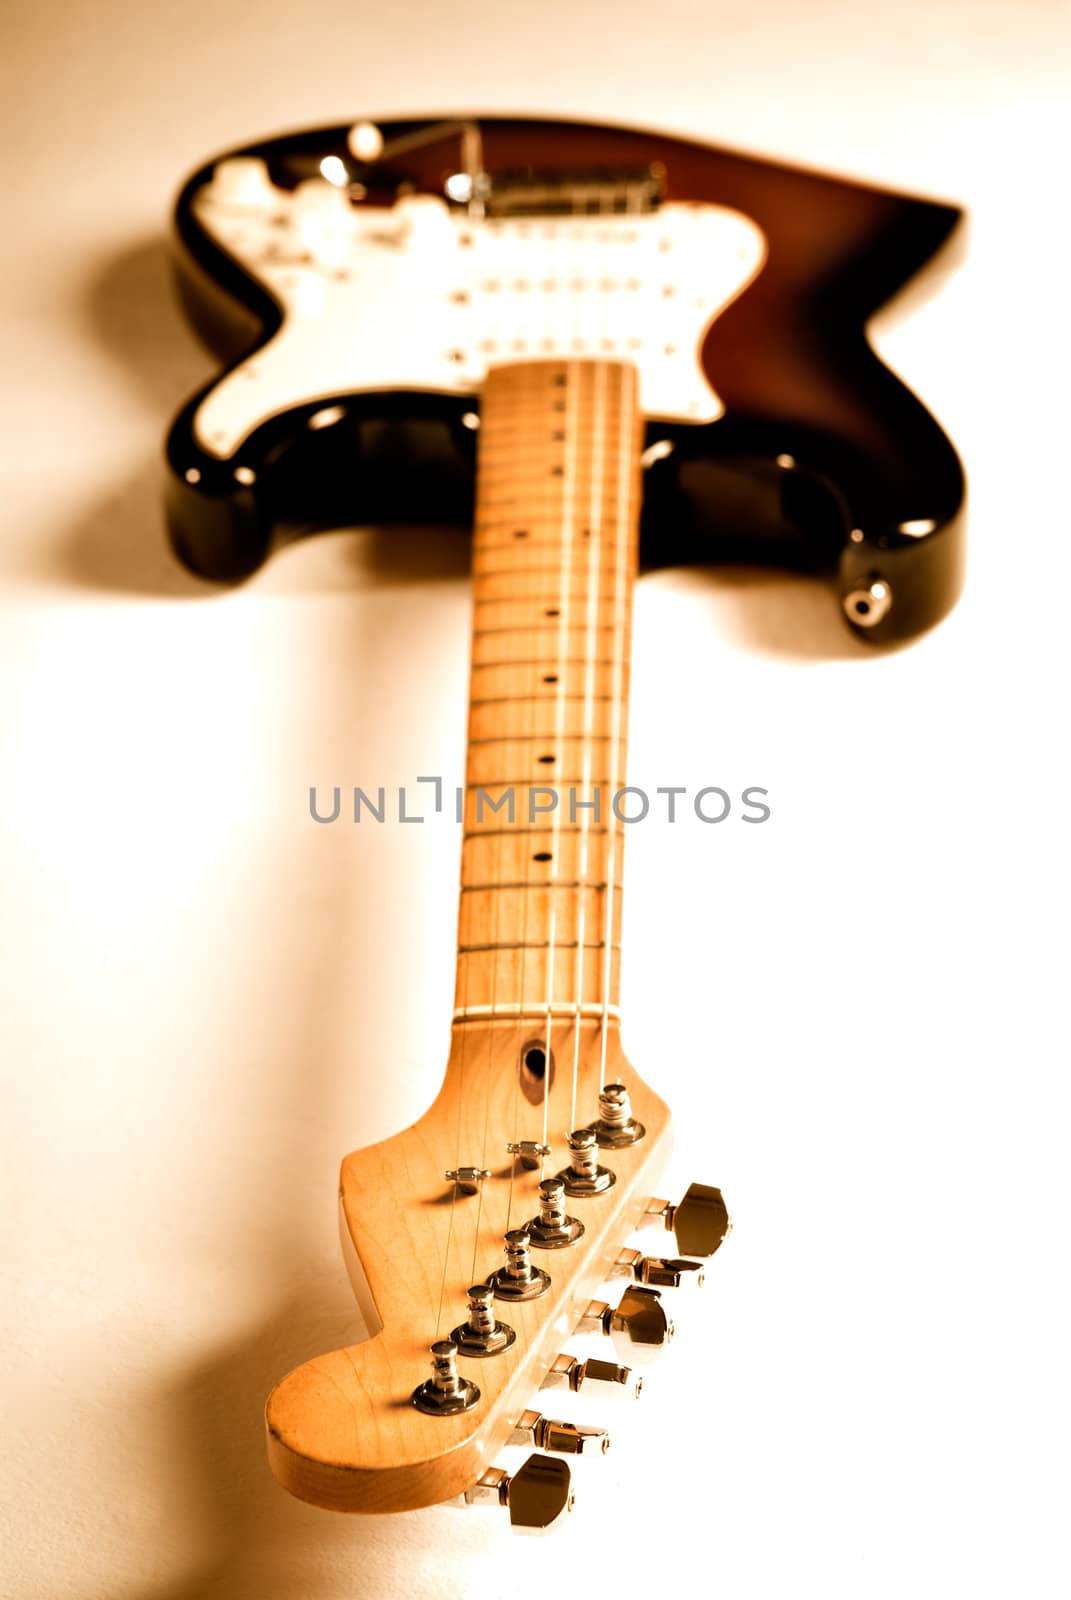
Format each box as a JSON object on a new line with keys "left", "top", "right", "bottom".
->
{"left": 454, "top": 360, "right": 644, "bottom": 1032}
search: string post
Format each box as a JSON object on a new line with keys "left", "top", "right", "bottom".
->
{"left": 526, "top": 1177, "right": 586, "bottom": 1249}
{"left": 451, "top": 1284, "right": 517, "bottom": 1357}
{"left": 491, "top": 1228, "right": 551, "bottom": 1301}
{"left": 558, "top": 1129, "right": 616, "bottom": 1198}
{"left": 591, "top": 1081, "right": 646, "bottom": 1149}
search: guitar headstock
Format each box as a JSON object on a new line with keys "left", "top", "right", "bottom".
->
{"left": 265, "top": 1019, "right": 727, "bottom": 1524}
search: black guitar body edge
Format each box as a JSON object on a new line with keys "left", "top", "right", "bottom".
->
{"left": 164, "top": 114, "right": 966, "bottom": 644}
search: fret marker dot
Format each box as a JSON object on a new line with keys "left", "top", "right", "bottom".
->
{"left": 533, "top": 851, "right": 553, "bottom": 862}
{"left": 538, "top": 755, "right": 556, "bottom": 764}
{"left": 543, "top": 674, "right": 559, "bottom": 684}
{"left": 545, "top": 608, "right": 560, "bottom": 617}
{"left": 514, "top": 529, "right": 529, "bottom": 539}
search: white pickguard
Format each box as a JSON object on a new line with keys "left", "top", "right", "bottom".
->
{"left": 190, "top": 158, "right": 768, "bottom": 459}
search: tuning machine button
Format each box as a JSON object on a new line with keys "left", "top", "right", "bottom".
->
{"left": 444, "top": 1165, "right": 491, "bottom": 1196}
{"left": 576, "top": 1285, "right": 673, "bottom": 1360}
{"left": 507, "top": 1139, "right": 552, "bottom": 1171}
{"left": 610, "top": 1247, "right": 705, "bottom": 1289}
{"left": 510, "top": 1409, "right": 610, "bottom": 1456}
{"left": 457, "top": 1454, "right": 574, "bottom": 1530}
{"left": 541, "top": 1352, "right": 643, "bottom": 1399}
{"left": 639, "top": 1182, "right": 731, "bottom": 1257}
{"left": 557, "top": 1129, "right": 615, "bottom": 1197}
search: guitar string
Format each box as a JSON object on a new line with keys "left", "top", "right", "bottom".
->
{"left": 540, "top": 356, "right": 579, "bottom": 1171}
{"left": 506, "top": 361, "right": 540, "bottom": 1237}
{"left": 597, "top": 358, "right": 636, "bottom": 1090}
{"left": 470, "top": 479, "right": 503, "bottom": 1287}
{"left": 435, "top": 897, "right": 470, "bottom": 1335}
{"left": 474, "top": 366, "right": 521, "bottom": 1270}
{"left": 569, "top": 354, "right": 608, "bottom": 1133}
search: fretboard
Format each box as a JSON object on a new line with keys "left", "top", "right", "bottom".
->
{"left": 454, "top": 360, "right": 643, "bottom": 1027}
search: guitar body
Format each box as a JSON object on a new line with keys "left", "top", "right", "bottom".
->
{"left": 166, "top": 114, "right": 965, "bottom": 641}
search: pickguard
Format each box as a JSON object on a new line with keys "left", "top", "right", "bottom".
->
{"left": 190, "top": 159, "right": 767, "bottom": 458}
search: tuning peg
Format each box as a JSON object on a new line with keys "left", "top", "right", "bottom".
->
{"left": 458, "top": 1454, "right": 574, "bottom": 1531}
{"left": 510, "top": 1408, "right": 610, "bottom": 1456}
{"left": 638, "top": 1182, "right": 731, "bottom": 1257}
{"left": 541, "top": 1352, "right": 643, "bottom": 1399}
{"left": 506, "top": 1139, "right": 552, "bottom": 1171}
{"left": 575, "top": 1285, "right": 673, "bottom": 1361}
{"left": 610, "top": 1247, "right": 706, "bottom": 1289}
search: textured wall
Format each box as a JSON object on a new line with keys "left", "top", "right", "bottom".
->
{"left": 2, "top": 2, "right": 1068, "bottom": 1596}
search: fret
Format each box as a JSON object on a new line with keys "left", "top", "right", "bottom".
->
{"left": 462, "top": 775, "right": 613, "bottom": 793}
{"left": 457, "top": 832, "right": 608, "bottom": 844}
{"left": 453, "top": 947, "right": 623, "bottom": 1010}
{"left": 460, "top": 881, "right": 611, "bottom": 892}
{"left": 454, "top": 359, "right": 642, "bottom": 1020}
{"left": 458, "top": 941, "right": 615, "bottom": 953}
{"left": 469, "top": 693, "right": 615, "bottom": 705}
{"left": 467, "top": 731, "right": 614, "bottom": 745}
{"left": 470, "top": 657, "right": 619, "bottom": 669}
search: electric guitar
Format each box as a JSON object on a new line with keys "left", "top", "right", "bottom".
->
{"left": 165, "top": 114, "right": 965, "bottom": 1529}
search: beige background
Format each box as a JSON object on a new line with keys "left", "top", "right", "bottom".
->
{"left": 2, "top": 1, "right": 1069, "bottom": 1596}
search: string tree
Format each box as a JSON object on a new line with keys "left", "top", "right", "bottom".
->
{"left": 443, "top": 1165, "right": 492, "bottom": 1196}
{"left": 506, "top": 1140, "right": 552, "bottom": 1172}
